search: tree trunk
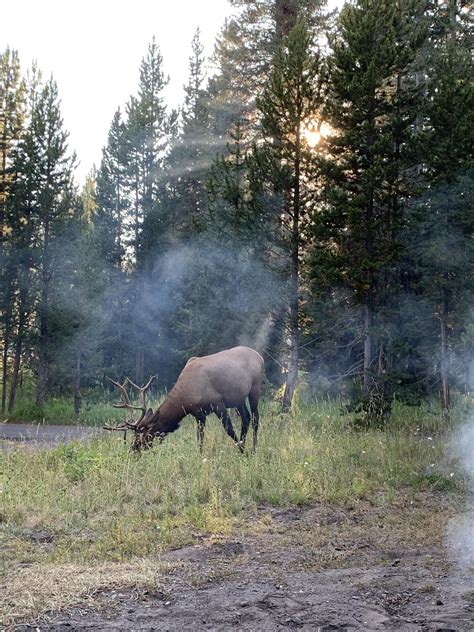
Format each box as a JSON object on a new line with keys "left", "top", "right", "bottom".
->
{"left": 282, "top": 295, "right": 298, "bottom": 412}
{"left": 275, "top": 0, "right": 299, "bottom": 41}
{"left": 8, "top": 293, "right": 27, "bottom": 414}
{"left": 1, "top": 273, "right": 15, "bottom": 415}
{"left": 36, "top": 283, "right": 49, "bottom": 407}
{"left": 8, "top": 336, "right": 22, "bottom": 415}
{"left": 135, "top": 348, "right": 145, "bottom": 385}
{"left": 74, "top": 349, "right": 82, "bottom": 416}
{"left": 440, "top": 292, "right": 450, "bottom": 420}
{"left": 363, "top": 302, "right": 373, "bottom": 391}
{"left": 36, "top": 337, "right": 48, "bottom": 407}
{"left": 282, "top": 117, "right": 301, "bottom": 412}
{"left": 1, "top": 328, "right": 10, "bottom": 416}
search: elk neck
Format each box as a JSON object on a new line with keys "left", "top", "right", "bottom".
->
{"left": 150, "top": 387, "right": 187, "bottom": 435}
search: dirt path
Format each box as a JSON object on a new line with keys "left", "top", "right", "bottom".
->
{"left": 0, "top": 423, "right": 99, "bottom": 449}
{"left": 13, "top": 500, "right": 474, "bottom": 631}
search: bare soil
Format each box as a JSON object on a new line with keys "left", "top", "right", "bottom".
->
{"left": 12, "top": 497, "right": 474, "bottom": 631}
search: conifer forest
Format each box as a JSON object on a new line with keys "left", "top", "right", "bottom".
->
{"left": 0, "top": 0, "right": 472, "bottom": 420}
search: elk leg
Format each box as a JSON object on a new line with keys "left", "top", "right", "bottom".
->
{"left": 248, "top": 389, "right": 260, "bottom": 452}
{"left": 236, "top": 403, "right": 251, "bottom": 446}
{"left": 215, "top": 404, "right": 243, "bottom": 452}
{"left": 194, "top": 414, "right": 206, "bottom": 452}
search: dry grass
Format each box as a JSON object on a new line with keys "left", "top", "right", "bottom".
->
{"left": 1, "top": 559, "right": 164, "bottom": 628}
{"left": 1, "top": 491, "right": 460, "bottom": 628}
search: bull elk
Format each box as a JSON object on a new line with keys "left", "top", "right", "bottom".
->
{"left": 104, "top": 346, "right": 264, "bottom": 453}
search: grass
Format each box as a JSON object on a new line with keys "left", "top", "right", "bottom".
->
{"left": 5, "top": 386, "right": 172, "bottom": 426}
{"left": 5, "top": 389, "right": 132, "bottom": 426}
{"left": 1, "top": 396, "right": 471, "bottom": 626}
{"left": 1, "top": 398, "right": 469, "bottom": 563}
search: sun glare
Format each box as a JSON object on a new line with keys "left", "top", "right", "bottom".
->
{"left": 302, "top": 120, "right": 331, "bottom": 148}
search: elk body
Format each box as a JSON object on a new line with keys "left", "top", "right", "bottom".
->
{"left": 104, "top": 346, "right": 264, "bottom": 453}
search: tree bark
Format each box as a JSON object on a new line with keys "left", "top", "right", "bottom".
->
{"left": 135, "top": 348, "right": 145, "bottom": 386}
{"left": 74, "top": 349, "right": 82, "bottom": 416}
{"left": 440, "top": 291, "right": 450, "bottom": 419}
{"left": 1, "top": 276, "right": 14, "bottom": 415}
{"left": 8, "top": 290, "right": 27, "bottom": 414}
{"left": 275, "top": 0, "right": 299, "bottom": 41}
{"left": 8, "top": 335, "right": 22, "bottom": 414}
{"left": 363, "top": 302, "right": 373, "bottom": 391}
{"left": 282, "top": 117, "right": 301, "bottom": 412}
{"left": 1, "top": 328, "right": 10, "bottom": 416}
{"left": 282, "top": 294, "right": 298, "bottom": 412}
{"left": 36, "top": 282, "right": 49, "bottom": 407}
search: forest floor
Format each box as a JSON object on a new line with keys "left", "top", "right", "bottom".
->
{"left": 8, "top": 493, "right": 474, "bottom": 631}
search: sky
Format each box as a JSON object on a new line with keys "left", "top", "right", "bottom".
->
{"left": 2, "top": 0, "right": 232, "bottom": 182}
{"left": 2, "top": 0, "right": 341, "bottom": 184}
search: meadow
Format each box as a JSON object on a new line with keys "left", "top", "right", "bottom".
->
{"left": 2, "top": 396, "right": 469, "bottom": 563}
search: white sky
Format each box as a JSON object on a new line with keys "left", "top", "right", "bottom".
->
{"left": 3, "top": 0, "right": 341, "bottom": 184}
{"left": 2, "top": 0, "right": 232, "bottom": 182}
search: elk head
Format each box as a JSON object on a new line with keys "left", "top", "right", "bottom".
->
{"left": 103, "top": 375, "right": 157, "bottom": 452}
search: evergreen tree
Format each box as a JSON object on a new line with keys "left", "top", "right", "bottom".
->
{"left": 407, "top": 0, "right": 473, "bottom": 415}
{"left": 257, "top": 19, "right": 325, "bottom": 410}
{"left": 0, "top": 48, "right": 25, "bottom": 232}
{"left": 165, "top": 28, "right": 211, "bottom": 237}
{"left": 52, "top": 188, "right": 107, "bottom": 414}
{"left": 95, "top": 109, "right": 127, "bottom": 270}
{"left": 170, "top": 119, "right": 279, "bottom": 361}
{"left": 311, "top": 0, "right": 428, "bottom": 420}
{"left": 0, "top": 48, "right": 26, "bottom": 414}
{"left": 11, "top": 78, "right": 76, "bottom": 406}
{"left": 209, "top": 0, "right": 329, "bottom": 138}
{"left": 117, "top": 39, "right": 177, "bottom": 382}
{"left": 124, "top": 38, "right": 177, "bottom": 269}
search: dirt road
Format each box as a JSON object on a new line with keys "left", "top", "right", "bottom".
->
{"left": 0, "top": 423, "right": 99, "bottom": 448}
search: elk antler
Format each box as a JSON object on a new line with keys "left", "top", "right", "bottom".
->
{"left": 103, "top": 375, "right": 156, "bottom": 433}
{"left": 123, "top": 375, "right": 156, "bottom": 418}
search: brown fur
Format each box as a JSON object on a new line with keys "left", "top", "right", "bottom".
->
{"left": 133, "top": 346, "right": 264, "bottom": 452}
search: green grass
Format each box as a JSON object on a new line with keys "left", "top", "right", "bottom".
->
{"left": 7, "top": 381, "right": 471, "bottom": 432}
{"left": 1, "top": 398, "right": 469, "bottom": 566}
{"left": 5, "top": 388, "right": 165, "bottom": 426}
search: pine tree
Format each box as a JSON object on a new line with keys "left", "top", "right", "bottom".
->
{"left": 95, "top": 109, "right": 127, "bottom": 270}
{"left": 11, "top": 78, "right": 76, "bottom": 406}
{"left": 165, "top": 28, "right": 212, "bottom": 237}
{"left": 53, "top": 187, "right": 108, "bottom": 415}
{"left": 312, "top": 0, "right": 428, "bottom": 420}
{"left": 0, "top": 48, "right": 26, "bottom": 414}
{"left": 124, "top": 38, "right": 177, "bottom": 269}
{"left": 0, "top": 48, "right": 25, "bottom": 234}
{"left": 409, "top": 0, "right": 473, "bottom": 416}
{"left": 121, "top": 38, "right": 178, "bottom": 382}
{"left": 257, "top": 19, "right": 325, "bottom": 410}
{"left": 209, "top": 0, "right": 329, "bottom": 138}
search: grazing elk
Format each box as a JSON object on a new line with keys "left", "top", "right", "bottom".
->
{"left": 104, "top": 346, "right": 264, "bottom": 453}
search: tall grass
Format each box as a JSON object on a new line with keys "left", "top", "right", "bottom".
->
{"left": 1, "top": 398, "right": 468, "bottom": 565}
